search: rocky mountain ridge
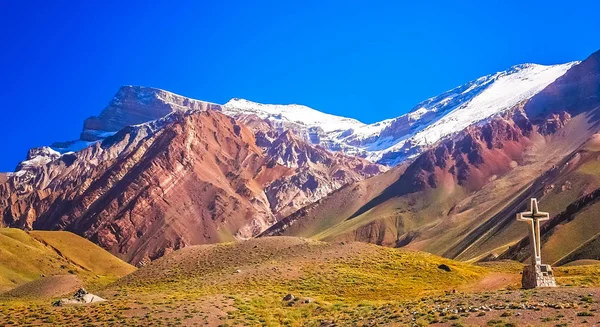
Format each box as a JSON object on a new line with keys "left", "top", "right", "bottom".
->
{"left": 0, "top": 109, "right": 383, "bottom": 264}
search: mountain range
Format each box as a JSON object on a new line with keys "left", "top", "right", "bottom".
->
{"left": 264, "top": 49, "right": 600, "bottom": 264}
{"left": 45, "top": 61, "right": 577, "bottom": 166}
{"left": 1, "top": 49, "right": 599, "bottom": 267}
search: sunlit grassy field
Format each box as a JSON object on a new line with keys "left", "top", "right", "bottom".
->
{"left": 3, "top": 236, "right": 600, "bottom": 326}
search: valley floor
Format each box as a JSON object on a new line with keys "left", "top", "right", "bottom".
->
{"left": 2, "top": 237, "right": 600, "bottom": 326}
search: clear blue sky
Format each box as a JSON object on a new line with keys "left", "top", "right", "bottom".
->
{"left": 1, "top": 0, "right": 598, "bottom": 171}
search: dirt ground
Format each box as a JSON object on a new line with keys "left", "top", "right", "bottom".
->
{"left": 411, "top": 287, "right": 600, "bottom": 327}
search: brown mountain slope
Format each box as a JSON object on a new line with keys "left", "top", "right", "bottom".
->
{"left": 265, "top": 107, "right": 561, "bottom": 249}
{"left": 261, "top": 164, "right": 407, "bottom": 239}
{"left": 0, "top": 110, "right": 382, "bottom": 265}
{"left": 265, "top": 49, "right": 600, "bottom": 263}
{"left": 498, "top": 134, "right": 600, "bottom": 265}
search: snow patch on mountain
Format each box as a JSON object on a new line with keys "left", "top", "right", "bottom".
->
{"left": 13, "top": 146, "right": 61, "bottom": 178}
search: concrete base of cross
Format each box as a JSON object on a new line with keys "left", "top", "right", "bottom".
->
{"left": 522, "top": 264, "right": 557, "bottom": 289}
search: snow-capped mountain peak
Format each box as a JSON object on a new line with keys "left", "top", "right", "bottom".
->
{"left": 223, "top": 98, "right": 365, "bottom": 133}
{"left": 334, "top": 61, "right": 580, "bottom": 165}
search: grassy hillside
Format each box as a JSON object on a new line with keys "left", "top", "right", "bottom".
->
{"left": 29, "top": 231, "right": 136, "bottom": 278}
{"left": 0, "top": 229, "right": 135, "bottom": 294}
{"left": 115, "top": 237, "right": 486, "bottom": 300}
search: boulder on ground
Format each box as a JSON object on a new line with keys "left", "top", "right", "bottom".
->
{"left": 53, "top": 288, "right": 106, "bottom": 306}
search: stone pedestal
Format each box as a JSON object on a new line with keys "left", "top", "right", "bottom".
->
{"left": 522, "top": 264, "right": 557, "bottom": 289}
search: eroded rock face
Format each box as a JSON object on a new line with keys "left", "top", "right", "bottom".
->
{"left": 539, "top": 112, "right": 572, "bottom": 135}
{"left": 0, "top": 110, "right": 384, "bottom": 264}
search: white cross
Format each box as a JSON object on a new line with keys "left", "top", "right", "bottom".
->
{"left": 517, "top": 198, "right": 550, "bottom": 266}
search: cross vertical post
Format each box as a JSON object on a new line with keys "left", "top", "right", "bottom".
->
{"left": 516, "top": 198, "right": 556, "bottom": 288}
